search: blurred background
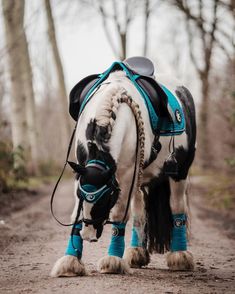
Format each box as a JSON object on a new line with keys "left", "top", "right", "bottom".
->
{"left": 0, "top": 0, "right": 234, "bottom": 216}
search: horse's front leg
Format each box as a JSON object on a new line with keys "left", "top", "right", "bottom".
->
{"left": 98, "top": 222, "right": 131, "bottom": 274}
{"left": 124, "top": 189, "right": 150, "bottom": 268}
{"left": 51, "top": 184, "right": 87, "bottom": 277}
{"left": 167, "top": 178, "right": 194, "bottom": 271}
{"left": 98, "top": 190, "right": 131, "bottom": 274}
{"left": 50, "top": 222, "right": 86, "bottom": 277}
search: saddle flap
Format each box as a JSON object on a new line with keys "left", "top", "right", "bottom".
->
{"left": 136, "top": 76, "right": 170, "bottom": 119}
{"left": 69, "top": 74, "right": 99, "bottom": 121}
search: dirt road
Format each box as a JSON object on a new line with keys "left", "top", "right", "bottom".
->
{"left": 0, "top": 180, "right": 234, "bottom": 294}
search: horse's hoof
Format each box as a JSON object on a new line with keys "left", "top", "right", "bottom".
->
{"left": 50, "top": 255, "right": 87, "bottom": 277}
{"left": 124, "top": 247, "right": 150, "bottom": 268}
{"left": 98, "top": 256, "right": 131, "bottom": 274}
{"left": 167, "top": 251, "right": 194, "bottom": 271}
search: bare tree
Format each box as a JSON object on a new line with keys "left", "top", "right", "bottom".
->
{"left": 208, "top": 59, "right": 235, "bottom": 171}
{"left": 143, "top": 0, "right": 161, "bottom": 57}
{"left": 166, "top": 0, "right": 235, "bottom": 167}
{"left": 72, "top": 0, "right": 154, "bottom": 59}
{"left": 2, "top": 0, "right": 29, "bottom": 170}
{"left": 96, "top": 0, "right": 139, "bottom": 60}
{"left": 44, "top": 0, "right": 71, "bottom": 143}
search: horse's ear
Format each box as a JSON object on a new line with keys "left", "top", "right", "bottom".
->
{"left": 68, "top": 161, "right": 86, "bottom": 175}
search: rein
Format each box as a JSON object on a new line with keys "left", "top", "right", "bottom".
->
{"left": 50, "top": 122, "right": 78, "bottom": 226}
{"left": 50, "top": 101, "right": 140, "bottom": 228}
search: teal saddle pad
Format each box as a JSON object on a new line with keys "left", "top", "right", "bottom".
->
{"left": 69, "top": 62, "right": 185, "bottom": 136}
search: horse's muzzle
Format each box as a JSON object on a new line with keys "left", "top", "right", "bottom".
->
{"left": 80, "top": 225, "right": 98, "bottom": 242}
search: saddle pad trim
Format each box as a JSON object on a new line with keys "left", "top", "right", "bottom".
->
{"left": 79, "top": 62, "right": 158, "bottom": 131}
{"left": 77, "top": 61, "right": 185, "bottom": 136}
{"left": 158, "top": 85, "right": 185, "bottom": 136}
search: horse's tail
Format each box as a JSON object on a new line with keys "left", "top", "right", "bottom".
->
{"left": 176, "top": 86, "right": 197, "bottom": 160}
{"left": 144, "top": 174, "right": 172, "bottom": 254}
{"left": 95, "top": 86, "right": 145, "bottom": 189}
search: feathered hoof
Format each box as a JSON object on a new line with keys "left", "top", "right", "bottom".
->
{"left": 98, "top": 256, "right": 131, "bottom": 274}
{"left": 167, "top": 251, "right": 194, "bottom": 271}
{"left": 124, "top": 247, "right": 150, "bottom": 268}
{"left": 50, "top": 255, "right": 87, "bottom": 277}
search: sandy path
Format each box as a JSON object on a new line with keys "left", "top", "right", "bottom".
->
{"left": 0, "top": 179, "right": 234, "bottom": 294}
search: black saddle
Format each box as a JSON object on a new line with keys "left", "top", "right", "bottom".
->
{"left": 69, "top": 57, "right": 171, "bottom": 134}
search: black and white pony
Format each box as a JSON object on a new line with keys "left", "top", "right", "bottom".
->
{"left": 51, "top": 57, "right": 196, "bottom": 277}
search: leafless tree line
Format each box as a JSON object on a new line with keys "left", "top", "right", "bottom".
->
{"left": 60, "top": 0, "right": 235, "bottom": 168}
{"left": 164, "top": 0, "right": 234, "bottom": 167}
{"left": 1, "top": 0, "right": 70, "bottom": 174}
{"left": 0, "top": 0, "right": 234, "bottom": 176}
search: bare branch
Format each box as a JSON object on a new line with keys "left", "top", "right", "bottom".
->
{"left": 218, "top": 0, "right": 235, "bottom": 14}
{"left": 168, "top": 0, "right": 234, "bottom": 62}
{"left": 214, "top": 35, "right": 234, "bottom": 60}
{"left": 217, "top": 27, "right": 235, "bottom": 44}
{"left": 124, "top": 0, "right": 131, "bottom": 30}
{"left": 172, "top": 0, "right": 205, "bottom": 30}
{"left": 112, "top": 0, "right": 122, "bottom": 35}
{"left": 185, "top": 20, "right": 203, "bottom": 76}
{"left": 205, "top": 0, "right": 219, "bottom": 73}
{"left": 98, "top": 0, "right": 120, "bottom": 58}
{"left": 198, "top": 0, "right": 206, "bottom": 51}
{"left": 112, "top": 0, "right": 128, "bottom": 59}
{"left": 143, "top": 0, "right": 151, "bottom": 56}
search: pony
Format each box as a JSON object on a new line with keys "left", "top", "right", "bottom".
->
{"left": 50, "top": 57, "right": 196, "bottom": 277}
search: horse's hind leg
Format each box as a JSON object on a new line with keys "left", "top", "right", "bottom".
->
{"left": 124, "top": 189, "right": 150, "bottom": 268}
{"left": 167, "top": 178, "right": 194, "bottom": 271}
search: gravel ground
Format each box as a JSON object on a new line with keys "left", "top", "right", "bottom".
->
{"left": 0, "top": 179, "right": 234, "bottom": 294}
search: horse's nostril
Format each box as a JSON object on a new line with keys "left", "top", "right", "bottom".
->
{"left": 90, "top": 239, "right": 98, "bottom": 243}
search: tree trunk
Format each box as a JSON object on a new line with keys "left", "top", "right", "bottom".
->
{"left": 44, "top": 0, "right": 71, "bottom": 143}
{"left": 143, "top": 0, "right": 150, "bottom": 56}
{"left": 20, "top": 15, "right": 39, "bottom": 174}
{"left": 120, "top": 33, "right": 127, "bottom": 60}
{"left": 2, "top": 0, "right": 29, "bottom": 170}
{"left": 199, "top": 72, "right": 211, "bottom": 168}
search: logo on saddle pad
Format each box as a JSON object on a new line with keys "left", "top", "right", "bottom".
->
{"left": 175, "top": 109, "right": 182, "bottom": 124}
